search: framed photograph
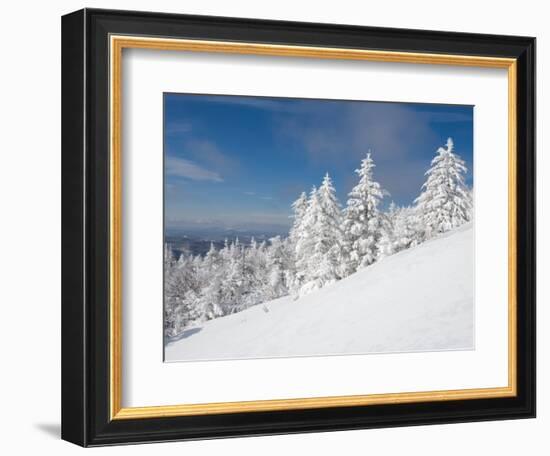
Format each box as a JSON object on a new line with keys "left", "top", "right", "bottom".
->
{"left": 61, "top": 8, "right": 535, "bottom": 447}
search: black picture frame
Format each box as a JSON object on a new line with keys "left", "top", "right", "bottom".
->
{"left": 62, "top": 8, "right": 535, "bottom": 447}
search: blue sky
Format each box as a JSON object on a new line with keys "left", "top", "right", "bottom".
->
{"left": 164, "top": 93, "right": 473, "bottom": 233}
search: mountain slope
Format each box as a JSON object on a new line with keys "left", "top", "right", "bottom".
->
{"left": 165, "top": 223, "right": 474, "bottom": 362}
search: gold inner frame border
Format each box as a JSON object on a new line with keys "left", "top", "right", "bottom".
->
{"left": 109, "top": 35, "right": 517, "bottom": 420}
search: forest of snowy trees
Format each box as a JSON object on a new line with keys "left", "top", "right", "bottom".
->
{"left": 164, "top": 137, "right": 473, "bottom": 338}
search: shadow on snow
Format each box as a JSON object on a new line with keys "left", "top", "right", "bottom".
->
{"left": 165, "top": 326, "right": 203, "bottom": 346}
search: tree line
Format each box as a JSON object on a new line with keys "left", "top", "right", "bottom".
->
{"left": 164, "top": 137, "right": 473, "bottom": 338}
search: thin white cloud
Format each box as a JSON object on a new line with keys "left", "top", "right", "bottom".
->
{"left": 192, "top": 95, "right": 297, "bottom": 112}
{"left": 165, "top": 121, "right": 193, "bottom": 135}
{"left": 244, "top": 191, "right": 256, "bottom": 196}
{"left": 185, "top": 139, "right": 241, "bottom": 176}
{"left": 165, "top": 156, "right": 223, "bottom": 182}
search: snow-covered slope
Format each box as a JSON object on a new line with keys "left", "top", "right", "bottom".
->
{"left": 165, "top": 223, "right": 474, "bottom": 362}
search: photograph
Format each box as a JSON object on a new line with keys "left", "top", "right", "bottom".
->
{"left": 162, "top": 93, "right": 474, "bottom": 362}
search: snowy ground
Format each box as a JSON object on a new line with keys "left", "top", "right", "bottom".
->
{"left": 165, "top": 223, "right": 474, "bottom": 362}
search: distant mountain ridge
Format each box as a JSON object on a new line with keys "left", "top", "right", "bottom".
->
{"left": 166, "top": 230, "right": 288, "bottom": 257}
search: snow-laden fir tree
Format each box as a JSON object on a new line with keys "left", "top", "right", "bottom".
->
{"left": 287, "top": 192, "right": 308, "bottom": 293}
{"left": 295, "top": 174, "right": 343, "bottom": 295}
{"left": 378, "top": 204, "right": 421, "bottom": 259}
{"left": 289, "top": 192, "right": 308, "bottom": 243}
{"left": 342, "top": 153, "right": 386, "bottom": 272}
{"left": 401, "top": 205, "right": 425, "bottom": 249}
{"left": 467, "top": 186, "right": 474, "bottom": 221}
{"left": 315, "top": 173, "right": 344, "bottom": 284}
{"left": 220, "top": 238, "right": 247, "bottom": 314}
{"left": 163, "top": 244, "right": 178, "bottom": 336}
{"left": 377, "top": 202, "right": 398, "bottom": 259}
{"left": 164, "top": 245, "right": 203, "bottom": 337}
{"left": 415, "top": 137, "right": 472, "bottom": 237}
{"left": 263, "top": 236, "right": 292, "bottom": 300}
{"left": 197, "top": 242, "right": 224, "bottom": 320}
{"left": 293, "top": 186, "right": 319, "bottom": 294}
{"left": 394, "top": 206, "right": 423, "bottom": 251}
{"left": 242, "top": 237, "right": 268, "bottom": 306}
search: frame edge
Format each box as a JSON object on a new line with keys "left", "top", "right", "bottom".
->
{"left": 61, "top": 8, "right": 88, "bottom": 448}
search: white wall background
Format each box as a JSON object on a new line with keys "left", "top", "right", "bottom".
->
{"left": 0, "top": 0, "right": 544, "bottom": 454}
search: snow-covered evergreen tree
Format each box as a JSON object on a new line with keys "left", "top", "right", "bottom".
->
{"left": 289, "top": 192, "right": 308, "bottom": 243}
{"left": 164, "top": 245, "right": 203, "bottom": 337}
{"left": 263, "top": 236, "right": 291, "bottom": 300}
{"left": 378, "top": 204, "right": 420, "bottom": 259}
{"left": 394, "top": 206, "right": 421, "bottom": 251}
{"left": 287, "top": 192, "right": 308, "bottom": 294}
{"left": 219, "top": 238, "right": 246, "bottom": 314}
{"left": 241, "top": 237, "right": 268, "bottom": 307}
{"left": 378, "top": 202, "right": 398, "bottom": 259}
{"left": 342, "top": 153, "right": 386, "bottom": 272}
{"left": 197, "top": 243, "right": 224, "bottom": 320}
{"left": 163, "top": 244, "right": 178, "bottom": 336}
{"left": 415, "top": 138, "right": 472, "bottom": 237}
{"left": 295, "top": 174, "right": 343, "bottom": 295}
{"left": 467, "top": 186, "right": 474, "bottom": 221}
{"left": 315, "top": 173, "right": 344, "bottom": 283}
{"left": 293, "top": 186, "right": 319, "bottom": 294}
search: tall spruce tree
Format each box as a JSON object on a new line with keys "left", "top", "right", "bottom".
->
{"left": 314, "top": 173, "right": 344, "bottom": 285}
{"left": 342, "top": 153, "right": 386, "bottom": 272}
{"left": 289, "top": 191, "right": 308, "bottom": 243}
{"left": 196, "top": 243, "right": 224, "bottom": 321}
{"left": 377, "top": 202, "right": 398, "bottom": 259}
{"left": 415, "top": 137, "right": 472, "bottom": 237}
{"left": 288, "top": 191, "right": 308, "bottom": 294}
{"left": 293, "top": 186, "right": 320, "bottom": 294}
{"left": 295, "top": 174, "right": 343, "bottom": 295}
{"left": 263, "top": 236, "right": 291, "bottom": 300}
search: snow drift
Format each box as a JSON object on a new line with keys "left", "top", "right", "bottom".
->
{"left": 165, "top": 223, "right": 474, "bottom": 362}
